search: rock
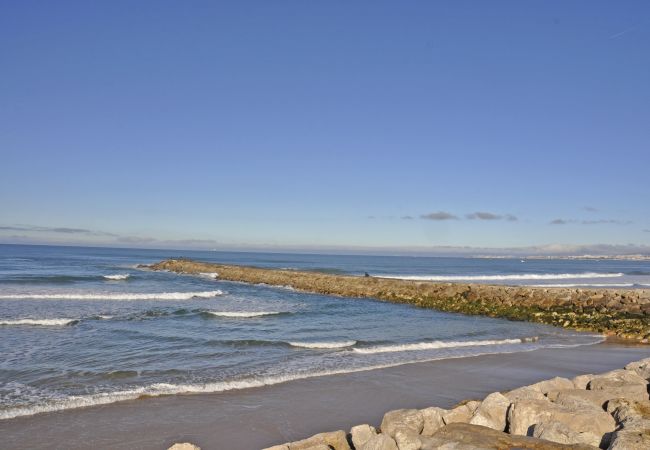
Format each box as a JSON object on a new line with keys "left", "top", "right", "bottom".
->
{"left": 419, "top": 407, "right": 445, "bottom": 436}
{"left": 607, "top": 430, "right": 650, "bottom": 450}
{"left": 350, "top": 424, "right": 377, "bottom": 449}
{"left": 287, "top": 430, "right": 351, "bottom": 450}
{"left": 573, "top": 374, "right": 595, "bottom": 390}
{"left": 508, "top": 398, "right": 615, "bottom": 439}
{"left": 527, "top": 377, "right": 575, "bottom": 394}
{"left": 505, "top": 386, "right": 548, "bottom": 402}
{"left": 546, "top": 388, "right": 612, "bottom": 410}
{"left": 588, "top": 369, "right": 649, "bottom": 401}
{"left": 262, "top": 446, "right": 289, "bottom": 450}
{"left": 442, "top": 401, "right": 480, "bottom": 425}
{"left": 168, "top": 444, "right": 201, "bottom": 450}
{"left": 422, "top": 423, "right": 597, "bottom": 449}
{"left": 394, "top": 429, "right": 422, "bottom": 450}
{"left": 360, "top": 434, "right": 398, "bottom": 450}
{"left": 606, "top": 398, "right": 650, "bottom": 431}
{"left": 380, "top": 409, "right": 424, "bottom": 438}
{"left": 469, "top": 392, "right": 510, "bottom": 431}
{"left": 624, "top": 357, "right": 650, "bottom": 380}
{"left": 532, "top": 420, "right": 603, "bottom": 448}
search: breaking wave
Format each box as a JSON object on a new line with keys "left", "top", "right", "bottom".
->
{"left": 103, "top": 274, "right": 130, "bottom": 281}
{"left": 380, "top": 272, "right": 624, "bottom": 281}
{"left": 288, "top": 340, "right": 357, "bottom": 349}
{"left": 352, "top": 338, "right": 530, "bottom": 354}
{"left": 0, "top": 290, "right": 224, "bottom": 300}
{"left": 0, "top": 318, "right": 78, "bottom": 326}
{"left": 204, "top": 311, "right": 286, "bottom": 318}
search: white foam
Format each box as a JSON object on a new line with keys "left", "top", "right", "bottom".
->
{"left": 206, "top": 311, "right": 282, "bottom": 318}
{"left": 0, "top": 318, "right": 77, "bottom": 326}
{"left": 379, "top": 272, "right": 624, "bottom": 281}
{"left": 103, "top": 274, "right": 130, "bottom": 281}
{"left": 198, "top": 272, "right": 219, "bottom": 279}
{"left": 288, "top": 340, "right": 357, "bottom": 349}
{"left": 352, "top": 338, "right": 526, "bottom": 354}
{"left": 531, "top": 283, "right": 634, "bottom": 288}
{"left": 0, "top": 290, "right": 224, "bottom": 300}
{"left": 0, "top": 335, "right": 604, "bottom": 420}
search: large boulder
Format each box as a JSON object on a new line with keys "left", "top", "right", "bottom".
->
{"left": 350, "top": 424, "right": 377, "bottom": 449}
{"left": 607, "top": 430, "right": 650, "bottom": 450}
{"left": 546, "top": 388, "right": 612, "bottom": 410}
{"left": 527, "top": 377, "right": 575, "bottom": 394}
{"left": 469, "top": 392, "right": 510, "bottom": 431}
{"left": 421, "top": 423, "right": 597, "bottom": 450}
{"left": 168, "top": 444, "right": 201, "bottom": 450}
{"left": 624, "top": 357, "right": 650, "bottom": 380}
{"left": 287, "top": 430, "right": 351, "bottom": 450}
{"left": 442, "top": 401, "right": 480, "bottom": 425}
{"left": 394, "top": 429, "right": 422, "bottom": 450}
{"left": 531, "top": 420, "right": 604, "bottom": 448}
{"left": 588, "top": 370, "right": 649, "bottom": 401}
{"left": 380, "top": 409, "right": 424, "bottom": 438}
{"left": 360, "top": 434, "right": 398, "bottom": 450}
{"left": 572, "top": 374, "right": 595, "bottom": 390}
{"left": 419, "top": 407, "right": 445, "bottom": 436}
{"left": 505, "top": 386, "right": 548, "bottom": 402}
{"left": 508, "top": 398, "right": 615, "bottom": 439}
{"left": 262, "top": 446, "right": 289, "bottom": 450}
{"left": 606, "top": 398, "right": 650, "bottom": 431}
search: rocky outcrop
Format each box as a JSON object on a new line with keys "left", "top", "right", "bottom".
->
{"left": 167, "top": 444, "right": 201, "bottom": 450}
{"left": 146, "top": 259, "right": 650, "bottom": 340}
{"left": 263, "top": 356, "right": 650, "bottom": 450}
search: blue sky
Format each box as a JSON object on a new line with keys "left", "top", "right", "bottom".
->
{"left": 1, "top": 1, "right": 649, "bottom": 254}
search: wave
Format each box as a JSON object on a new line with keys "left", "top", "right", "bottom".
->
{"left": 0, "top": 275, "right": 92, "bottom": 285}
{"left": 197, "top": 272, "right": 219, "bottom": 279}
{"left": 103, "top": 274, "right": 130, "bottom": 281}
{"left": 204, "top": 311, "right": 285, "bottom": 318}
{"left": 352, "top": 338, "right": 530, "bottom": 354}
{"left": 0, "top": 334, "right": 604, "bottom": 421}
{"left": 379, "top": 272, "right": 624, "bottom": 281}
{"left": 0, "top": 318, "right": 78, "bottom": 326}
{"left": 288, "top": 340, "right": 357, "bottom": 349}
{"left": 0, "top": 290, "right": 224, "bottom": 300}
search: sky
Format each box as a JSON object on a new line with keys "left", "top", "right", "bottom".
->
{"left": 1, "top": 1, "right": 649, "bottom": 255}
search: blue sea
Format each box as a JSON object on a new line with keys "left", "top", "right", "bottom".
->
{"left": 1, "top": 244, "right": 649, "bottom": 420}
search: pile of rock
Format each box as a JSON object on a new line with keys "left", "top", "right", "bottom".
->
{"left": 260, "top": 357, "right": 650, "bottom": 450}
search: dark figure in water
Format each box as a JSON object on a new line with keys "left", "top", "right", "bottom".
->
{"left": 364, "top": 272, "right": 370, "bottom": 277}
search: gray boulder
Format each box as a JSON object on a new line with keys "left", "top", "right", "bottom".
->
{"left": 360, "top": 434, "right": 398, "bottom": 450}
{"left": 380, "top": 409, "right": 424, "bottom": 438}
{"left": 350, "top": 424, "right": 377, "bottom": 449}
{"left": 394, "top": 429, "right": 422, "bottom": 450}
{"left": 624, "top": 357, "right": 650, "bottom": 380}
{"left": 588, "top": 369, "right": 649, "bottom": 401}
{"left": 287, "top": 430, "right": 351, "bottom": 450}
{"left": 419, "top": 407, "right": 446, "bottom": 436}
{"left": 607, "top": 430, "right": 650, "bottom": 450}
{"left": 469, "top": 392, "right": 510, "bottom": 431}
{"left": 532, "top": 420, "right": 603, "bottom": 448}
{"left": 508, "top": 398, "right": 615, "bottom": 439}
{"left": 442, "top": 401, "right": 480, "bottom": 425}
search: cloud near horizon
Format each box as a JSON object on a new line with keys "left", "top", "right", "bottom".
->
{"left": 0, "top": 225, "right": 117, "bottom": 236}
{"left": 549, "top": 219, "right": 632, "bottom": 225}
{"left": 466, "top": 212, "right": 517, "bottom": 221}
{"left": 419, "top": 211, "right": 459, "bottom": 221}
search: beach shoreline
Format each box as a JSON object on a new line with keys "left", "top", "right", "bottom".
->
{"left": 1, "top": 340, "right": 649, "bottom": 449}
{"left": 145, "top": 259, "right": 650, "bottom": 340}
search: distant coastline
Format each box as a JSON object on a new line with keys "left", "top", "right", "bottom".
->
{"left": 476, "top": 254, "right": 650, "bottom": 261}
{"left": 146, "top": 259, "right": 650, "bottom": 341}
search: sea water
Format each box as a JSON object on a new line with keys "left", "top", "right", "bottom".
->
{"left": 2, "top": 244, "right": 648, "bottom": 420}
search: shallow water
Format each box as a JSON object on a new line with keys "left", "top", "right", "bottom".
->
{"left": 2, "top": 244, "right": 645, "bottom": 419}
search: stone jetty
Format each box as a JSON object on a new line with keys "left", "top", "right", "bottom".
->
{"left": 146, "top": 259, "right": 650, "bottom": 340}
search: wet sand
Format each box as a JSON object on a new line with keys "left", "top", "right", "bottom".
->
{"left": 1, "top": 341, "right": 649, "bottom": 450}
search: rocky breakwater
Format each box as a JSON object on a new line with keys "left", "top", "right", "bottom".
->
{"left": 146, "top": 259, "right": 650, "bottom": 340}
{"left": 257, "top": 357, "right": 650, "bottom": 450}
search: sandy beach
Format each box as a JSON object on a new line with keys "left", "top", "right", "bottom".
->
{"left": 1, "top": 340, "right": 648, "bottom": 450}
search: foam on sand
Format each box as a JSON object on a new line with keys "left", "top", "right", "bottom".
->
{"left": 0, "top": 290, "right": 224, "bottom": 300}
{"left": 288, "top": 340, "right": 357, "bottom": 349}
{"left": 352, "top": 338, "right": 529, "bottom": 354}
{"left": 379, "top": 272, "right": 624, "bottom": 281}
{"left": 0, "top": 318, "right": 78, "bottom": 326}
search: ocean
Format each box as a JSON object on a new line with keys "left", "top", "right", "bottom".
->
{"left": 1, "top": 244, "right": 648, "bottom": 421}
